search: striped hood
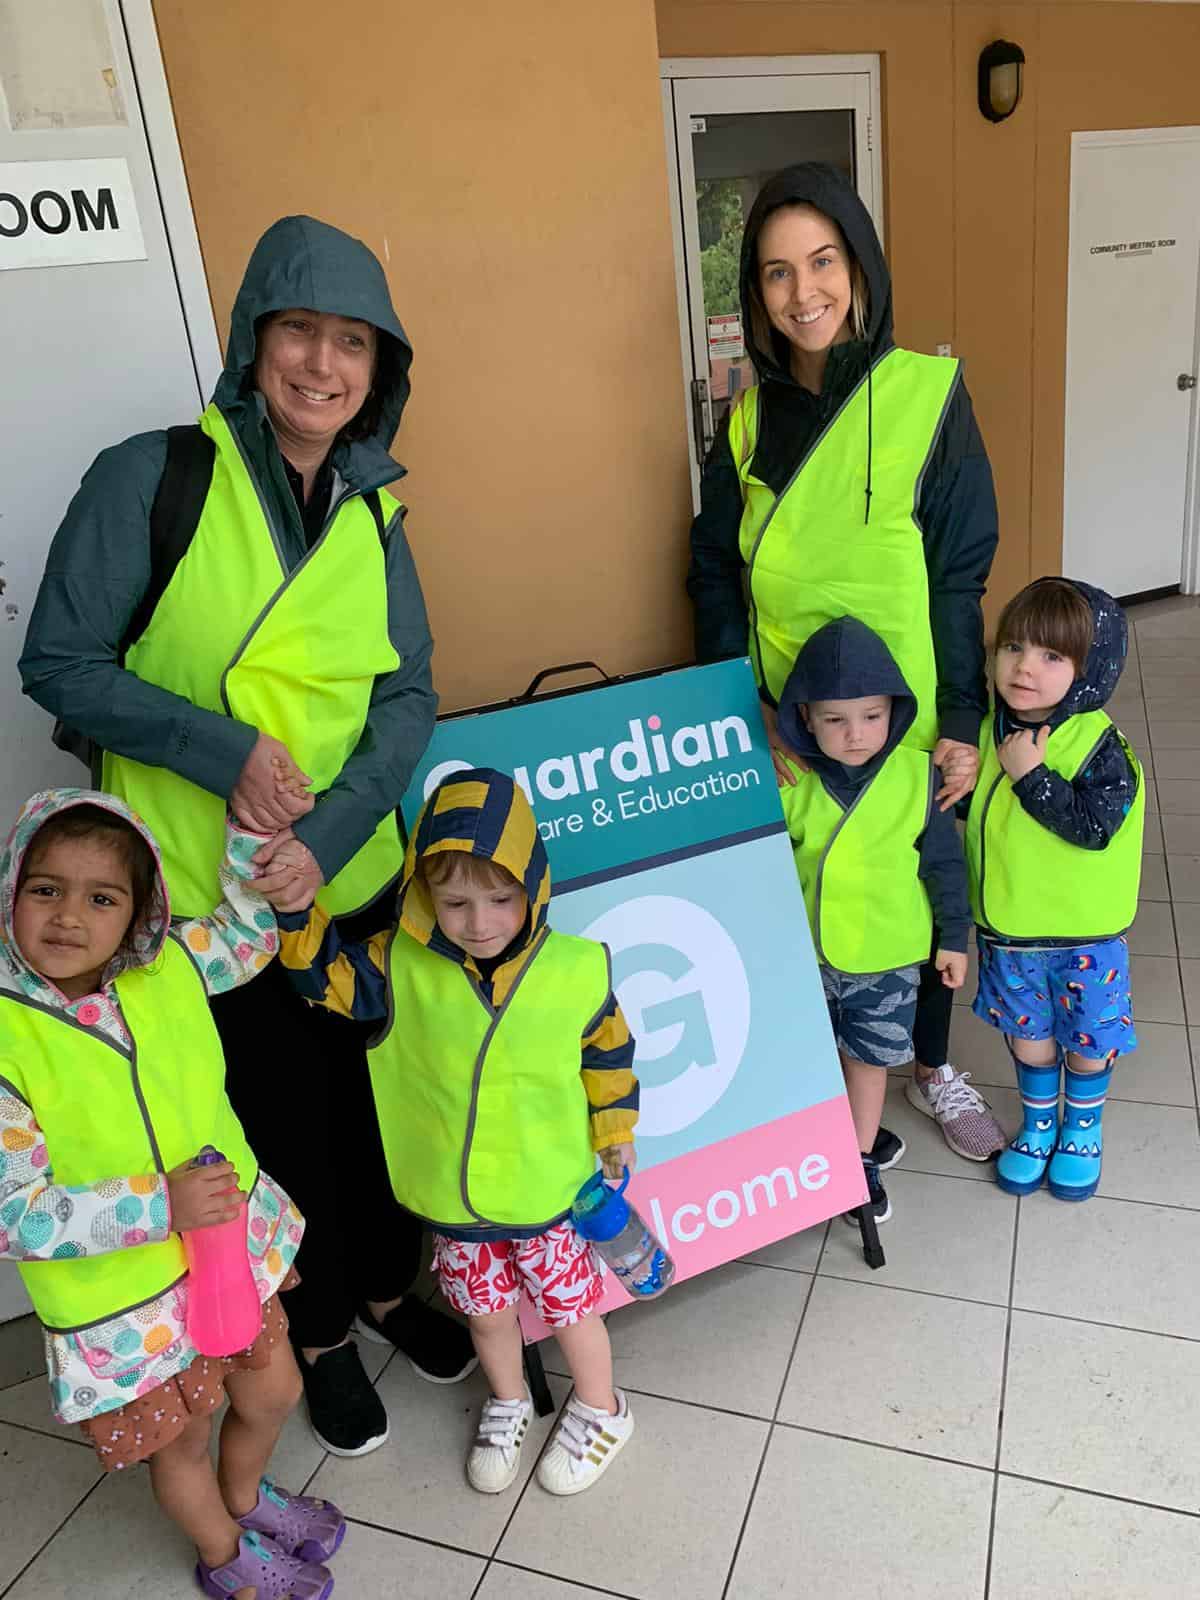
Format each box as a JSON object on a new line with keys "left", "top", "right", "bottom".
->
{"left": 398, "top": 769, "right": 550, "bottom": 969}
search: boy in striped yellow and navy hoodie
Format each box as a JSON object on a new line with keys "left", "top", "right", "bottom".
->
{"left": 276, "top": 767, "right": 638, "bottom": 1498}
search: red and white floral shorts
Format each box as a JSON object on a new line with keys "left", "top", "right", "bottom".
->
{"left": 432, "top": 1222, "right": 606, "bottom": 1327}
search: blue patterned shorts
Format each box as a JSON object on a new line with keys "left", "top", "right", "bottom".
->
{"left": 820, "top": 964, "right": 920, "bottom": 1068}
{"left": 973, "top": 936, "right": 1137, "bottom": 1063}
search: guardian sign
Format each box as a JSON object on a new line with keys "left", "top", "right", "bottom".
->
{"left": 399, "top": 660, "right": 864, "bottom": 1326}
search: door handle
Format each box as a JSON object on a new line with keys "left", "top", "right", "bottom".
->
{"left": 691, "top": 377, "right": 713, "bottom": 466}
{"left": 1179, "top": 373, "right": 1198, "bottom": 391}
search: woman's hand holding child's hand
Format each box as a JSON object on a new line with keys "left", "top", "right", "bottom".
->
{"left": 599, "top": 1143, "right": 637, "bottom": 1183}
{"left": 998, "top": 725, "right": 1050, "bottom": 784}
{"left": 932, "top": 738, "right": 980, "bottom": 810}
{"left": 935, "top": 948, "right": 968, "bottom": 990}
{"left": 167, "top": 1159, "right": 243, "bottom": 1231}
{"left": 252, "top": 827, "right": 325, "bottom": 913}
{"left": 230, "top": 735, "right": 312, "bottom": 832}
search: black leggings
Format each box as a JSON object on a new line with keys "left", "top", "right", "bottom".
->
{"left": 912, "top": 931, "right": 955, "bottom": 1069}
{"left": 210, "top": 958, "right": 422, "bottom": 1348}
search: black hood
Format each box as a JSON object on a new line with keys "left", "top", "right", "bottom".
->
{"left": 996, "top": 579, "right": 1129, "bottom": 736}
{"left": 739, "top": 162, "right": 894, "bottom": 389}
{"left": 777, "top": 616, "right": 916, "bottom": 786}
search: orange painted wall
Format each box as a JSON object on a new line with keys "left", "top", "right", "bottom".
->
{"left": 658, "top": 0, "right": 1200, "bottom": 622}
{"left": 150, "top": 0, "right": 693, "bottom": 711}
{"left": 151, "top": 0, "right": 1200, "bottom": 706}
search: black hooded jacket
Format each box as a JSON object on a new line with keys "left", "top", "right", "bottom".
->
{"left": 686, "top": 164, "right": 998, "bottom": 746}
{"left": 777, "top": 616, "right": 971, "bottom": 955}
{"left": 992, "top": 579, "right": 1138, "bottom": 855}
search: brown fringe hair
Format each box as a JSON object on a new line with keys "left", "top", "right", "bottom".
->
{"left": 994, "top": 579, "right": 1094, "bottom": 675}
{"left": 417, "top": 850, "right": 519, "bottom": 892}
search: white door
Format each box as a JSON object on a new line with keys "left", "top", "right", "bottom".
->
{"left": 661, "top": 56, "right": 883, "bottom": 508}
{"left": 0, "top": 0, "right": 216, "bottom": 1322}
{"left": 1063, "top": 129, "right": 1200, "bottom": 598}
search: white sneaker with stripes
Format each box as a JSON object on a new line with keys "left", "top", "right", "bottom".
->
{"left": 466, "top": 1390, "right": 533, "bottom": 1493}
{"left": 536, "top": 1389, "right": 634, "bottom": 1496}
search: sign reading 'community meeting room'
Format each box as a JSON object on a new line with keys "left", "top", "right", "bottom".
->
{"left": 0, "top": 158, "right": 147, "bottom": 271}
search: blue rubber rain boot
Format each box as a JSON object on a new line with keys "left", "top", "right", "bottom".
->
{"left": 1048, "top": 1062, "right": 1112, "bottom": 1202}
{"left": 995, "top": 1057, "right": 1060, "bottom": 1196}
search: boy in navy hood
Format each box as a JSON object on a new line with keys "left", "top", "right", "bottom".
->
{"left": 776, "top": 617, "right": 971, "bottom": 1223}
{"left": 966, "top": 578, "right": 1144, "bottom": 1204}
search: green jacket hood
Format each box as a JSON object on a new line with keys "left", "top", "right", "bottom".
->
{"left": 398, "top": 769, "right": 551, "bottom": 971}
{"left": 213, "top": 215, "right": 413, "bottom": 465}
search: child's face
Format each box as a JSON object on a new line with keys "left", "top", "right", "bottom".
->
{"left": 994, "top": 637, "right": 1077, "bottom": 722}
{"left": 13, "top": 835, "right": 135, "bottom": 999}
{"left": 428, "top": 871, "right": 528, "bottom": 960}
{"left": 801, "top": 694, "right": 891, "bottom": 765}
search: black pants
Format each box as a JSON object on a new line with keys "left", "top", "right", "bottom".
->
{"left": 912, "top": 932, "right": 955, "bottom": 1070}
{"left": 210, "top": 958, "right": 422, "bottom": 1348}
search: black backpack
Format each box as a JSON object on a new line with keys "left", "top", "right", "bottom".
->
{"left": 52, "top": 425, "right": 385, "bottom": 773}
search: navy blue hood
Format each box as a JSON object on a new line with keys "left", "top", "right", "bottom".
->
{"left": 996, "top": 578, "right": 1128, "bottom": 735}
{"left": 777, "top": 616, "right": 916, "bottom": 785}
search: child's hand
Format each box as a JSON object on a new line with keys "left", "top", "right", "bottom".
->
{"left": 935, "top": 948, "right": 968, "bottom": 990}
{"left": 762, "top": 701, "right": 806, "bottom": 788}
{"left": 167, "top": 1159, "right": 243, "bottom": 1231}
{"left": 998, "top": 725, "right": 1050, "bottom": 783}
{"left": 270, "top": 754, "right": 315, "bottom": 818}
{"left": 599, "top": 1143, "right": 637, "bottom": 1183}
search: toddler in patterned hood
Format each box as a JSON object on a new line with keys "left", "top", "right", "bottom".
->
{"left": 0, "top": 788, "right": 345, "bottom": 1600}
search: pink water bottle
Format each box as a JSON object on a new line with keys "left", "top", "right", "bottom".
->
{"left": 183, "top": 1145, "right": 262, "bottom": 1357}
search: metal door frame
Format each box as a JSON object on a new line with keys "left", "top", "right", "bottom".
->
{"left": 660, "top": 55, "right": 884, "bottom": 510}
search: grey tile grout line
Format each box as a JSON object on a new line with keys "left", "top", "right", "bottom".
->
{"left": 0, "top": 1469, "right": 106, "bottom": 1599}
{"left": 1136, "top": 629, "right": 1200, "bottom": 1141}
{"left": 469, "top": 1378, "right": 574, "bottom": 1600}
{"left": 484, "top": 1559, "right": 638, "bottom": 1599}
{"left": 982, "top": 1191, "right": 1023, "bottom": 1600}
{"left": 997, "top": 1465, "right": 1200, "bottom": 1523}
{"left": 717, "top": 1218, "right": 831, "bottom": 1600}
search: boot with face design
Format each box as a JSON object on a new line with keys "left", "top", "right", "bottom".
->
{"left": 1047, "top": 1062, "right": 1113, "bottom": 1202}
{"left": 996, "top": 1057, "right": 1060, "bottom": 1196}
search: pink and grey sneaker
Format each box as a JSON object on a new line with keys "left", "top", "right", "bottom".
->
{"left": 195, "top": 1529, "right": 333, "bottom": 1598}
{"left": 904, "top": 1063, "right": 1006, "bottom": 1162}
{"left": 238, "top": 1477, "right": 346, "bottom": 1563}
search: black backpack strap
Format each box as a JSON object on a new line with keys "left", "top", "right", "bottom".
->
{"left": 119, "top": 424, "right": 215, "bottom": 661}
{"left": 365, "top": 488, "right": 387, "bottom": 544}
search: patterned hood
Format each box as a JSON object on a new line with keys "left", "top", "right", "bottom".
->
{"left": 0, "top": 789, "right": 170, "bottom": 1015}
{"left": 397, "top": 768, "right": 550, "bottom": 969}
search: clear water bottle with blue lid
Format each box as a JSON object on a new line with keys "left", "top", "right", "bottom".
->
{"left": 571, "top": 1167, "right": 675, "bottom": 1299}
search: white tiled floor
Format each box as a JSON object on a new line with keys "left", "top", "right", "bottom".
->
{"left": 1, "top": 596, "right": 1198, "bottom": 1598}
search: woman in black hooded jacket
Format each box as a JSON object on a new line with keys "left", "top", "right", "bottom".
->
{"left": 687, "top": 162, "right": 1005, "bottom": 1163}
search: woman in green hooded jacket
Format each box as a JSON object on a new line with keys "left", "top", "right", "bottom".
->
{"left": 20, "top": 215, "right": 474, "bottom": 1457}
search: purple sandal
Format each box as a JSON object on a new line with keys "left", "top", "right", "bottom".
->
{"left": 239, "top": 1478, "right": 347, "bottom": 1562}
{"left": 195, "top": 1529, "right": 333, "bottom": 1598}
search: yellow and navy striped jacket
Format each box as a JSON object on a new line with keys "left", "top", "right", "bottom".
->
{"left": 277, "top": 768, "right": 637, "bottom": 1233}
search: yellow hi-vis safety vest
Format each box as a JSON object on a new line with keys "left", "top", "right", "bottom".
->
{"left": 966, "top": 710, "right": 1145, "bottom": 943}
{"left": 780, "top": 746, "right": 935, "bottom": 974}
{"left": 730, "top": 349, "right": 960, "bottom": 750}
{"left": 103, "top": 403, "right": 404, "bottom": 919}
{"left": 1, "top": 938, "right": 258, "bottom": 1333}
{"left": 367, "top": 928, "right": 608, "bottom": 1230}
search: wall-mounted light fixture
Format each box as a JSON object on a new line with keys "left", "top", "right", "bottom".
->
{"left": 978, "top": 39, "right": 1025, "bottom": 123}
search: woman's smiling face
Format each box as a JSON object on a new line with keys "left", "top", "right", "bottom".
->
{"left": 757, "top": 204, "right": 854, "bottom": 372}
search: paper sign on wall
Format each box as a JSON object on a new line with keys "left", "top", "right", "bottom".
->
{"left": 707, "top": 312, "right": 744, "bottom": 361}
{"left": 399, "top": 660, "right": 865, "bottom": 1334}
{"left": 0, "top": 158, "right": 146, "bottom": 271}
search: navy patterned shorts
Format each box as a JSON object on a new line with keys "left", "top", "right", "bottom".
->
{"left": 973, "top": 936, "right": 1137, "bottom": 1063}
{"left": 820, "top": 964, "right": 920, "bottom": 1068}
